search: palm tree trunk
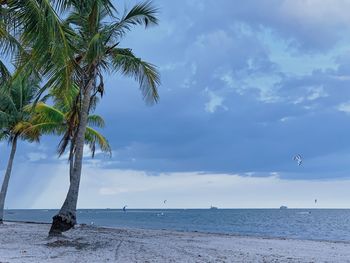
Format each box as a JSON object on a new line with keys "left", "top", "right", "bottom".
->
{"left": 49, "top": 73, "right": 95, "bottom": 235}
{"left": 0, "top": 136, "right": 17, "bottom": 224}
{"left": 69, "top": 142, "right": 74, "bottom": 183}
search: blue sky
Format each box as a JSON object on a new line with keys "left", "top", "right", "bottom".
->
{"left": 2, "top": 0, "right": 350, "bottom": 208}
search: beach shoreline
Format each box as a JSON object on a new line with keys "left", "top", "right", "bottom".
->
{"left": 0, "top": 222, "right": 350, "bottom": 262}
{"left": 4, "top": 217, "right": 350, "bottom": 245}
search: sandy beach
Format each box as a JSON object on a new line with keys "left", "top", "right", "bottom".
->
{"left": 0, "top": 222, "right": 349, "bottom": 262}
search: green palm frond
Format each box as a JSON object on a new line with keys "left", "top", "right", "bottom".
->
{"left": 0, "top": 72, "right": 41, "bottom": 143}
{"left": 22, "top": 121, "right": 65, "bottom": 136}
{"left": 30, "top": 102, "right": 65, "bottom": 123}
{"left": 85, "top": 126, "right": 111, "bottom": 157}
{"left": 0, "top": 19, "right": 24, "bottom": 57}
{"left": 0, "top": 129, "right": 9, "bottom": 142}
{"left": 0, "top": 60, "right": 10, "bottom": 84}
{"left": 8, "top": 0, "right": 76, "bottom": 93}
{"left": 0, "top": 109, "right": 9, "bottom": 128}
{"left": 87, "top": 114, "right": 105, "bottom": 128}
{"left": 85, "top": 32, "right": 105, "bottom": 64}
{"left": 109, "top": 47, "right": 160, "bottom": 103}
{"left": 48, "top": 82, "right": 79, "bottom": 110}
{"left": 13, "top": 121, "right": 40, "bottom": 142}
{"left": 122, "top": 1, "right": 158, "bottom": 26}
{"left": 104, "top": 1, "right": 158, "bottom": 42}
{"left": 55, "top": 0, "right": 115, "bottom": 16}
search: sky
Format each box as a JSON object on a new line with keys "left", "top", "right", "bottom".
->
{"left": 2, "top": 0, "right": 350, "bottom": 208}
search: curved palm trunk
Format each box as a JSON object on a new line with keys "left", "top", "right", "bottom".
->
{"left": 0, "top": 137, "right": 17, "bottom": 224}
{"left": 69, "top": 142, "right": 74, "bottom": 183}
{"left": 49, "top": 74, "right": 95, "bottom": 235}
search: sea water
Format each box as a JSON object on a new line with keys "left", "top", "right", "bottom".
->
{"left": 4, "top": 209, "right": 350, "bottom": 242}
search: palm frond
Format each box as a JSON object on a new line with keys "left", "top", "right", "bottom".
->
{"left": 104, "top": 1, "right": 158, "bottom": 42}
{"left": 85, "top": 126, "right": 111, "bottom": 157}
{"left": 109, "top": 47, "right": 160, "bottom": 104}
{"left": 0, "top": 59, "right": 10, "bottom": 84}
{"left": 30, "top": 102, "right": 65, "bottom": 123}
{"left": 55, "top": 0, "right": 116, "bottom": 16}
{"left": 8, "top": 0, "right": 76, "bottom": 93}
{"left": 0, "top": 71, "right": 41, "bottom": 142}
{"left": 85, "top": 32, "right": 105, "bottom": 65}
{"left": 23, "top": 121, "right": 65, "bottom": 136}
{"left": 87, "top": 114, "right": 105, "bottom": 128}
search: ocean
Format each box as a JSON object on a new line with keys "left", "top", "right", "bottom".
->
{"left": 4, "top": 209, "right": 350, "bottom": 242}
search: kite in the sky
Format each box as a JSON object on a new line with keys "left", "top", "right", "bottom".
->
{"left": 293, "top": 154, "right": 302, "bottom": 166}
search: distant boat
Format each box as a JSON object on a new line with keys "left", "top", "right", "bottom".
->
{"left": 210, "top": 206, "right": 218, "bottom": 210}
{"left": 279, "top": 206, "right": 288, "bottom": 210}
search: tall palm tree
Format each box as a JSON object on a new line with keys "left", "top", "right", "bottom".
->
{"left": 5, "top": 0, "right": 160, "bottom": 235}
{"left": 46, "top": 1, "right": 160, "bottom": 235}
{"left": 0, "top": 73, "right": 41, "bottom": 223}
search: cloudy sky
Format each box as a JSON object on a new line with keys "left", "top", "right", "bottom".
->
{"left": 2, "top": 0, "right": 350, "bottom": 209}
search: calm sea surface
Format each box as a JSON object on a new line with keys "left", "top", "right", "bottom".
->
{"left": 4, "top": 209, "right": 350, "bottom": 242}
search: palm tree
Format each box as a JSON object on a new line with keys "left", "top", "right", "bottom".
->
{"left": 4, "top": 0, "right": 160, "bottom": 235}
{"left": 0, "top": 73, "right": 40, "bottom": 223}
{"left": 46, "top": 1, "right": 160, "bottom": 235}
{"left": 28, "top": 85, "right": 111, "bottom": 176}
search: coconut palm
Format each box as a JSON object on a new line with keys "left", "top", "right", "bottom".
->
{"left": 47, "top": 1, "right": 160, "bottom": 235}
{"left": 4, "top": 0, "right": 160, "bottom": 234}
{"left": 0, "top": 73, "right": 41, "bottom": 223}
{"left": 28, "top": 85, "right": 111, "bottom": 175}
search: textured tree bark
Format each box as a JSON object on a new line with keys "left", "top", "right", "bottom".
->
{"left": 49, "top": 73, "right": 95, "bottom": 236}
{"left": 0, "top": 137, "right": 17, "bottom": 224}
{"left": 69, "top": 143, "right": 74, "bottom": 183}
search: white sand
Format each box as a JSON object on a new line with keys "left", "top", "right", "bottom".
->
{"left": 0, "top": 222, "right": 350, "bottom": 262}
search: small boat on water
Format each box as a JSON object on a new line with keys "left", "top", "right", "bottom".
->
{"left": 279, "top": 205, "right": 288, "bottom": 209}
{"left": 210, "top": 206, "right": 218, "bottom": 210}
